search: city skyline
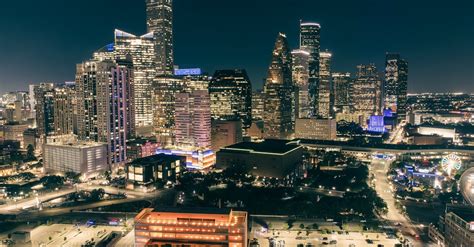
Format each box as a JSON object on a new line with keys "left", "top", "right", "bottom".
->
{"left": 0, "top": 0, "right": 472, "bottom": 94}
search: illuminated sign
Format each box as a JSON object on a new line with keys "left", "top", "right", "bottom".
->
{"left": 441, "top": 153, "right": 462, "bottom": 176}
{"left": 368, "top": 115, "right": 386, "bottom": 133}
{"left": 174, "top": 68, "right": 202, "bottom": 76}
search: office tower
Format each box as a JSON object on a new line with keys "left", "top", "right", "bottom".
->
{"left": 152, "top": 77, "right": 185, "bottom": 145}
{"left": 34, "top": 83, "right": 55, "bottom": 138}
{"left": 352, "top": 64, "right": 383, "bottom": 120}
{"left": 93, "top": 30, "right": 156, "bottom": 133}
{"left": 295, "top": 118, "right": 337, "bottom": 140}
{"left": 300, "top": 22, "right": 321, "bottom": 117}
{"left": 146, "top": 0, "right": 174, "bottom": 75}
{"left": 385, "top": 53, "right": 408, "bottom": 121}
{"left": 174, "top": 90, "right": 211, "bottom": 149}
{"left": 251, "top": 91, "right": 264, "bottom": 122}
{"left": 332, "top": 72, "right": 353, "bottom": 112}
{"left": 209, "top": 69, "right": 252, "bottom": 130}
{"left": 53, "top": 86, "right": 75, "bottom": 136}
{"left": 28, "top": 85, "right": 36, "bottom": 120}
{"left": 263, "top": 33, "right": 295, "bottom": 139}
{"left": 291, "top": 49, "right": 310, "bottom": 118}
{"left": 318, "top": 50, "right": 333, "bottom": 118}
{"left": 76, "top": 58, "right": 135, "bottom": 167}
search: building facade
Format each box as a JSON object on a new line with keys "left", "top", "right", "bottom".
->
{"left": 263, "top": 33, "right": 295, "bottom": 139}
{"left": 134, "top": 208, "right": 248, "bottom": 247}
{"left": 146, "top": 0, "right": 174, "bottom": 76}
{"left": 300, "top": 22, "right": 321, "bottom": 117}
{"left": 318, "top": 50, "right": 333, "bottom": 118}
{"left": 291, "top": 49, "right": 310, "bottom": 118}
{"left": 332, "top": 72, "right": 353, "bottom": 112}
{"left": 34, "top": 83, "right": 55, "bottom": 138}
{"left": 352, "top": 64, "right": 383, "bottom": 122}
{"left": 126, "top": 154, "right": 183, "bottom": 186}
{"left": 295, "top": 118, "right": 337, "bottom": 140}
{"left": 211, "top": 120, "right": 243, "bottom": 152}
{"left": 209, "top": 69, "right": 252, "bottom": 130}
{"left": 385, "top": 53, "right": 408, "bottom": 121}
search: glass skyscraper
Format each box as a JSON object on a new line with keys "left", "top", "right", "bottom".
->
{"left": 300, "top": 22, "right": 321, "bottom": 117}
{"left": 384, "top": 53, "right": 408, "bottom": 121}
{"left": 146, "top": 0, "right": 174, "bottom": 76}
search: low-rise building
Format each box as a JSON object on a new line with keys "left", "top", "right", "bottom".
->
{"left": 134, "top": 208, "right": 248, "bottom": 247}
{"left": 295, "top": 118, "right": 337, "bottom": 140}
{"left": 126, "top": 154, "right": 184, "bottom": 186}
{"left": 216, "top": 139, "right": 304, "bottom": 179}
{"left": 43, "top": 139, "right": 108, "bottom": 179}
{"left": 0, "top": 123, "right": 29, "bottom": 148}
{"left": 126, "top": 138, "right": 160, "bottom": 162}
{"left": 432, "top": 205, "right": 474, "bottom": 247}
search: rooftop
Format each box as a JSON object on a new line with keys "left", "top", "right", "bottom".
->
{"left": 129, "top": 153, "right": 182, "bottom": 166}
{"left": 222, "top": 139, "right": 301, "bottom": 154}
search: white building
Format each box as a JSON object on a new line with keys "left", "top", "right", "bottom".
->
{"left": 295, "top": 118, "right": 337, "bottom": 140}
{"left": 44, "top": 140, "right": 108, "bottom": 179}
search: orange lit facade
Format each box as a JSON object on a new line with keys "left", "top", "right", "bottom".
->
{"left": 135, "top": 208, "right": 248, "bottom": 247}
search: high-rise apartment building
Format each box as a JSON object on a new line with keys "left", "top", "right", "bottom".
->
{"left": 53, "top": 86, "right": 75, "bottom": 136}
{"left": 76, "top": 58, "right": 135, "bottom": 167}
{"left": 34, "top": 83, "right": 55, "bottom": 138}
{"left": 291, "top": 49, "right": 310, "bottom": 118}
{"left": 93, "top": 30, "right": 156, "bottom": 133}
{"left": 146, "top": 0, "right": 174, "bottom": 76}
{"left": 318, "top": 50, "right": 333, "bottom": 118}
{"left": 352, "top": 64, "right": 383, "bottom": 121}
{"left": 385, "top": 53, "right": 408, "bottom": 121}
{"left": 332, "top": 72, "right": 353, "bottom": 112}
{"left": 263, "top": 33, "right": 295, "bottom": 139}
{"left": 209, "top": 69, "right": 252, "bottom": 130}
{"left": 300, "top": 22, "right": 321, "bottom": 117}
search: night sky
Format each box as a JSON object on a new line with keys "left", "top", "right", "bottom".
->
{"left": 0, "top": 0, "right": 472, "bottom": 94}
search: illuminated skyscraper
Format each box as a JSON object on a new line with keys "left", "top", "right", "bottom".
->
{"left": 291, "top": 49, "right": 310, "bottom": 118}
{"left": 76, "top": 58, "right": 135, "bottom": 167}
{"left": 209, "top": 69, "right": 252, "bottom": 130}
{"left": 332, "top": 72, "right": 353, "bottom": 112}
{"left": 352, "top": 64, "right": 383, "bottom": 120}
{"left": 300, "top": 22, "right": 321, "bottom": 117}
{"left": 175, "top": 90, "right": 211, "bottom": 149}
{"left": 53, "top": 86, "right": 75, "bottom": 136}
{"left": 263, "top": 33, "right": 295, "bottom": 139}
{"left": 251, "top": 90, "right": 265, "bottom": 121}
{"left": 318, "top": 50, "right": 333, "bottom": 118}
{"left": 34, "top": 83, "right": 55, "bottom": 138}
{"left": 152, "top": 77, "right": 185, "bottom": 145}
{"left": 94, "top": 30, "right": 156, "bottom": 134}
{"left": 384, "top": 53, "right": 408, "bottom": 121}
{"left": 146, "top": 0, "right": 174, "bottom": 76}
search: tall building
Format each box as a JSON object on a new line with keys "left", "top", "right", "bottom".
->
{"left": 291, "top": 49, "right": 310, "bottom": 118}
{"left": 352, "top": 64, "right": 383, "bottom": 121}
{"left": 174, "top": 90, "right": 212, "bottom": 149}
{"left": 146, "top": 0, "right": 174, "bottom": 76}
{"left": 152, "top": 77, "right": 185, "bottom": 145}
{"left": 33, "top": 83, "right": 55, "bottom": 138}
{"left": 251, "top": 90, "right": 265, "bottom": 121}
{"left": 295, "top": 118, "right": 337, "bottom": 140}
{"left": 76, "top": 58, "right": 135, "bottom": 167}
{"left": 211, "top": 120, "right": 243, "bottom": 152}
{"left": 263, "top": 33, "right": 295, "bottom": 139}
{"left": 209, "top": 69, "right": 252, "bottom": 130}
{"left": 385, "top": 53, "right": 408, "bottom": 121}
{"left": 53, "top": 86, "right": 75, "bottom": 136}
{"left": 94, "top": 30, "right": 156, "bottom": 134}
{"left": 318, "top": 50, "right": 333, "bottom": 118}
{"left": 300, "top": 22, "right": 321, "bottom": 117}
{"left": 332, "top": 72, "right": 353, "bottom": 112}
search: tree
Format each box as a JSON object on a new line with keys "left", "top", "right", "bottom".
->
{"left": 88, "top": 188, "right": 105, "bottom": 202}
{"left": 41, "top": 175, "right": 65, "bottom": 189}
{"left": 65, "top": 172, "right": 81, "bottom": 184}
{"left": 26, "top": 144, "right": 36, "bottom": 161}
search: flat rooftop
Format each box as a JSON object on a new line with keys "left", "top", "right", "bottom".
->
{"left": 128, "top": 153, "right": 182, "bottom": 166}
{"left": 222, "top": 139, "right": 301, "bottom": 154}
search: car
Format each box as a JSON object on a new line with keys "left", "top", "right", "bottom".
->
{"left": 322, "top": 237, "right": 328, "bottom": 241}
{"left": 366, "top": 239, "right": 374, "bottom": 244}
{"left": 329, "top": 240, "right": 337, "bottom": 244}
{"left": 349, "top": 244, "right": 356, "bottom": 247}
